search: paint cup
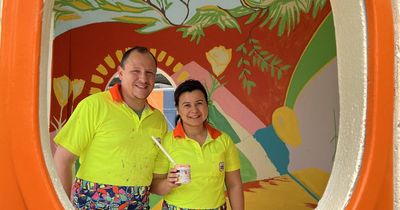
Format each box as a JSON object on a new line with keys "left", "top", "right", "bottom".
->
{"left": 175, "top": 164, "right": 191, "bottom": 184}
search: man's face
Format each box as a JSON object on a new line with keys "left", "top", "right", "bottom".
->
{"left": 118, "top": 51, "right": 156, "bottom": 101}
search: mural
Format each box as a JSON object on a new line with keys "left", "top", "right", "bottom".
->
{"left": 50, "top": 0, "right": 338, "bottom": 209}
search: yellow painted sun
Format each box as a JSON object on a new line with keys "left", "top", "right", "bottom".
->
{"left": 89, "top": 47, "right": 187, "bottom": 94}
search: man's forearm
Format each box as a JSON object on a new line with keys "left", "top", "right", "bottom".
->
{"left": 57, "top": 164, "right": 74, "bottom": 196}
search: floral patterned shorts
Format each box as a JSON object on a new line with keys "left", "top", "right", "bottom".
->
{"left": 72, "top": 177, "right": 150, "bottom": 210}
{"left": 161, "top": 200, "right": 227, "bottom": 210}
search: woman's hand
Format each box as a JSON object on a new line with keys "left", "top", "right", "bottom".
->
{"left": 166, "top": 168, "right": 180, "bottom": 186}
{"left": 151, "top": 167, "right": 181, "bottom": 195}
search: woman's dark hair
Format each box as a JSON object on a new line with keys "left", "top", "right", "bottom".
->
{"left": 174, "top": 79, "right": 208, "bottom": 125}
{"left": 120, "top": 46, "right": 157, "bottom": 69}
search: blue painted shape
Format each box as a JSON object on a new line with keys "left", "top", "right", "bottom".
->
{"left": 163, "top": 89, "right": 176, "bottom": 131}
{"left": 254, "top": 125, "right": 289, "bottom": 175}
{"left": 254, "top": 126, "right": 321, "bottom": 201}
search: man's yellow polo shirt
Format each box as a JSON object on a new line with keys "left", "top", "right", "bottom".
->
{"left": 154, "top": 122, "right": 240, "bottom": 209}
{"left": 55, "top": 84, "right": 167, "bottom": 186}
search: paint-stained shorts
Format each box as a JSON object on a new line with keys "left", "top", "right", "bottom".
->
{"left": 161, "top": 200, "right": 227, "bottom": 210}
{"left": 72, "top": 177, "right": 150, "bottom": 210}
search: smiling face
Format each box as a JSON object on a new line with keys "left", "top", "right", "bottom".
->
{"left": 118, "top": 51, "right": 156, "bottom": 110}
{"left": 177, "top": 90, "right": 209, "bottom": 128}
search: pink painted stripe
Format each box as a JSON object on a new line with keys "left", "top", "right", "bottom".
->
{"left": 172, "top": 62, "right": 265, "bottom": 134}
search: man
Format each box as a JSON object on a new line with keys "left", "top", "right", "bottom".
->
{"left": 53, "top": 46, "right": 167, "bottom": 209}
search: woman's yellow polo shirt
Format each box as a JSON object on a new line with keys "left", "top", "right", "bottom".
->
{"left": 55, "top": 84, "right": 167, "bottom": 186}
{"left": 154, "top": 122, "right": 240, "bottom": 209}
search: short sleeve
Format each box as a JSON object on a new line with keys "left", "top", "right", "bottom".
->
{"left": 54, "top": 98, "right": 96, "bottom": 156}
{"left": 153, "top": 134, "right": 172, "bottom": 174}
{"left": 224, "top": 134, "right": 241, "bottom": 172}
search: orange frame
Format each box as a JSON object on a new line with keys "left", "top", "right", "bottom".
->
{"left": 0, "top": 0, "right": 394, "bottom": 209}
{"left": 346, "top": 0, "right": 394, "bottom": 209}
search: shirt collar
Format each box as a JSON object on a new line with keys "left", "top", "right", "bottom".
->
{"left": 173, "top": 121, "right": 222, "bottom": 140}
{"left": 109, "top": 84, "right": 123, "bottom": 102}
{"left": 109, "top": 84, "right": 155, "bottom": 110}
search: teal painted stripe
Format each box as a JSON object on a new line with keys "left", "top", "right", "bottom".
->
{"left": 285, "top": 12, "right": 337, "bottom": 108}
{"left": 288, "top": 172, "right": 320, "bottom": 201}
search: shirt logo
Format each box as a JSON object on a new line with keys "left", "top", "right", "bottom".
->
{"left": 219, "top": 162, "right": 225, "bottom": 172}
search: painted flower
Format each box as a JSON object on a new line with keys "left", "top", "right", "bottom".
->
{"left": 272, "top": 106, "right": 302, "bottom": 147}
{"left": 206, "top": 45, "right": 232, "bottom": 77}
{"left": 53, "top": 75, "right": 71, "bottom": 107}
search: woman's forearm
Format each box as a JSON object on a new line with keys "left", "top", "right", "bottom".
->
{"left": 227, "top": 184, "right": 244, "bottom": 210}
{"left": 225, "top": 170, "right": 244, "bottom": 210}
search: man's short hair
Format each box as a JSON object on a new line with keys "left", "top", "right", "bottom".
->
{"left": 120, "top": 46, "right": 157, "bottom": 69}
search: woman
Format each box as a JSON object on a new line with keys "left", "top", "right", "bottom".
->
{"left": 151, "top": 79, "right": 244, "bottom": 210}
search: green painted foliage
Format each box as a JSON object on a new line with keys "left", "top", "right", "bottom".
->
{"left": 241, "top": 0, "right": 274, "bottom": 9}
{"left": 228, "top": 6, "right": 255, "bottom": 18}
{"left": 236, "top": 38, "right": 290, "bottom": 95}
{"left": 112, "top": 16, "right": 158, "bottom": 29}
{"left": 54, "top": 0, "right": 327, "bottom": 40}
{"left": 312, "top": 0, "right": 328, "bottom": 18}
{"left": 243, "top": 0, "right": 327, "bottom": 37}
{"left": 55, "top": 0, "right": 95, "bottom": 10}
{"left": 176, "top": 6, "right": 241, "bottom": 44}
{"left": 54, "top": 0, "right": 155, "bottom": 23}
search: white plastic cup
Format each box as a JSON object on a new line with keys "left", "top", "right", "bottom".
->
{"left": 175, "top": 164, "right": 191, "bottom": 184}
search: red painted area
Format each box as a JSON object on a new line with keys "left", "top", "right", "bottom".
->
{"left": 51, "top": 4, "right": 331, "bottom": 129}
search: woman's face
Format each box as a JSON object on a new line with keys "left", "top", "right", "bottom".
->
{"left": 177, "top": 90, "right": 208, "bottom": 128}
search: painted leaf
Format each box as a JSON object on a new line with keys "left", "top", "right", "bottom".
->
{"left": 228, "top": 6, "right": 254, "bottom": 18}
{"left": 57, "top": 0, "right": 95, "bottom": 11}
{"left": 241, "top": 0, "right": 275, "bottom": 9}
{"left": 112, "top": 16, "right": 158, "bottom": 24}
